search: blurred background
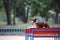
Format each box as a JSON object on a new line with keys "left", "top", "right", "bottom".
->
{"left": 0, "top": 0, "right": 60, "bottom": 35}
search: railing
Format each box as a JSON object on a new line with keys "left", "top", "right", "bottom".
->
{"left": 25, "top": 28, "right": 60, "bottom": 40}
{"left": 0, "top": 29, "right": 24, "bottom": 32}
{"left": 0, "top": 29, "right": 24, "bottom": 35}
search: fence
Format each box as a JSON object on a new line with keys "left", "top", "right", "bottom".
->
{"left": 0, "top": 29, "right": 24, "bottom": 34}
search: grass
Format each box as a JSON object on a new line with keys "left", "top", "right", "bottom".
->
{"left": 0, "top": 22, "right": 59, "bottom": 27}
{"left": 0, "top": 22, "right": 32, "bottom": 28}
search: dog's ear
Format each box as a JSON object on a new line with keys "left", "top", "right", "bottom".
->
{"left": 31, "top": 18, "right": 37, "bottom": 22}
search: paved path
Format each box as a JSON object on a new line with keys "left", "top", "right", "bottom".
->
{"left": 0, "top": 35, "right": 54, "bottom": 40}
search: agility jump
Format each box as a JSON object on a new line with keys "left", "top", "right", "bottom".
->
{"left": 25, "top": 28, "right": 60, "bottom": 40}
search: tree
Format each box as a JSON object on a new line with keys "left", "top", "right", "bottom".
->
{"left": 40, "top": 4, "right": 52, "bottom": 22}
{"left": 16, "top": 0, "right": 29, "bottom": 23}
{"left": 10, "top": 0, "right": 17, "bottom": 25}
{"left": 9, "top": 0, "right": 20, "bottom": 24}
{"left": 0, "top": 0, "right": 3, "bottom": 10}
{"left": 50, "top": 0, "right": 60, "bottom": 24}
{"left": 27, "top": 0, "right": 52, "bottom": 21}
{"left": 13, "top": 1, "right": 16, "bottom": 25}
{"left": 3, "top": 0, "right": 11, "bottom": 25}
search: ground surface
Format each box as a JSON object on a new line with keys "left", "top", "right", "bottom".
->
{"left": 0, "top": 35, "right": 55, "bottom": 40}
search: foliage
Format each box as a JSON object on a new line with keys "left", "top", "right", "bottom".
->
{"left": 25, "top": 0, "right": 53, "bottom": 18}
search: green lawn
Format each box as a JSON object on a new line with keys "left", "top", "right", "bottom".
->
{"left": 0, "top": 22, "right": 32, "bottom": 28}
